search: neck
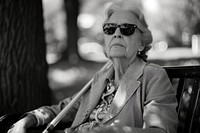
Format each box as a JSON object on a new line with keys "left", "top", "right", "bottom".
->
{"left": 112, "top": 56, "right": 139, "bottom": 84}
{"left": 112, "top": 58, "right": 128, "bottom": 84}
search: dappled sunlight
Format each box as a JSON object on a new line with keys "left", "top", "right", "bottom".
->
{"left": 43, "top": 0, "right": 66, "bottom": 64}
{"left": 78, "top": 13, "right": 96, "bottom": 29}
{"left": 42, "top": 0, "right": 200, "bottom": 64}
{"left": 143, "top": 113, "right": 162, "bottom": 129}
{"left": 78, "top": 38, "right": 108, "bottom": 62}
{"left": 192, "top": 35, "right": 200, "bottom": 54}
{"left": 143, "top": 100, "right": 162, "bottom": 128}
{"left": 48, "top": 67, "right": 88, "bottom": 89}
{"left": 123, "top": 126, "right": 132, "bottom": 132}
{"left": 148, "top": 47, "right": 200, "bottom": 63}
{"left": 46, "top": 53, "right": 61, "bottom": 64}
{"left": 153, "top": 41, "right": 168, "bottom": 53}
{"left": 112, "top": 85, "right": 126, "bottom": 109}
{"left": 142, "top": 0, "right": 159, "bottom": 13}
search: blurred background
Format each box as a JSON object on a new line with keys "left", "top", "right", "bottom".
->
{"left": 42, "top": 0, "right": 200, "bottom": 103}
{"left": 0, "top": 0, "right": 200, "bottom": 115}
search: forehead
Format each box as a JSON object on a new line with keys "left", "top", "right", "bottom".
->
{"left": 108, "top": 10, "right": 138, "bottom": 24}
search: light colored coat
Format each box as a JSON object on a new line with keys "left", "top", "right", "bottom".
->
{"left": 31, "top": 59, "right": 178, "bottom": 133}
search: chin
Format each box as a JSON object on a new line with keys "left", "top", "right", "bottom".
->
{"left": 109, "top": 55, "right": 126, "bottom": 58}
{"left": 109, "top": 52, "right": 125, "bottom": 57}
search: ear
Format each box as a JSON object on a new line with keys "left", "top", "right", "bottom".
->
{"left": 138, "top": 45, "right": 145, "bottom": 52}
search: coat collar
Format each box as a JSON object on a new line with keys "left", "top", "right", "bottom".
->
{"left": 105, "top": 57, "right": 146, "bottom": 122}
{"left": 89, "top": 57, "right": 146, "bottom": 122}
{"left": 87, "top": 66, "right": 114, "bottom": 113}
{"left": 71, "top": 58, "right": 146, "bottom": 128}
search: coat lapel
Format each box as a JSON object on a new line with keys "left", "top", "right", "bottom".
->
{"left": 71, "top": 65, "right": 114, "bottom": 128}
{"left": 108, "top": 77, "right": 140, "bottom": 119}
{"left": 105, "top": 58, "right": 146, "bottom": 123}
{"left": 71, "top": 58, "right": 146, "bottom": 127}
{"left": 87, "top": 66, "right": 114, "bottom": 113}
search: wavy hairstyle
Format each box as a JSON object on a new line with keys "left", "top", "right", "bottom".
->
{"left": 103, "top": 1, "right": 153, "bottom": 62}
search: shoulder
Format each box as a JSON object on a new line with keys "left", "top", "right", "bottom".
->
{"left": 145, "top": 63, "right": 164, "bottom": 71}
{"left": 144, "top": 63, "right": 166, "bottom": 73}
{"left": 143, "top": 63, "right": 168, "bottom": 80}
{"left": 93, "top": 65, "right": 113, "bottom": 83}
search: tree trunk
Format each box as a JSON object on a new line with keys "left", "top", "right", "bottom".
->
{"left": 0, "top": 0, "right": 51, "bottom": 116}
{"left": 63, "top": 0, "right": 80, "bottom": 64}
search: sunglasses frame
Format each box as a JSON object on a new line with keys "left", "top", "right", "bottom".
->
{"left": 102, "top": 23, "right": 143, "bottom": 36}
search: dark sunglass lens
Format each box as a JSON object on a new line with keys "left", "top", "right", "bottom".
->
{"left": 103, "top": 24, "right": 116, "bottom": 35}
{"left": 103, "top": 23, "right": 138, "bottom": 36}
{"left": 120, "top": 24, "right": 136, "bottom": 36}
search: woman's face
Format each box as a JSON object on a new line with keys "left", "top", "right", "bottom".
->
{"left": 103, "top": 11, "right": 144, "bottom": 61}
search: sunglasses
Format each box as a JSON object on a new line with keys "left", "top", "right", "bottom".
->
{"left": 103, "top": 23, "right": 143, "bottom": 36}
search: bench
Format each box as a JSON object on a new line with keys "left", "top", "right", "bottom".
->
{"left": 1, "top": 65, "right": 200, "bottom": 133}
{"left": 164, "top": 65, "right": 200, "bottom": 133}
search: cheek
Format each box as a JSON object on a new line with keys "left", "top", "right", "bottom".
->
{"left": 125, "top": 37, "right": 141, "bottom": 55}
{"left": 104, "top": 36, "right": 111, "bottom": 49}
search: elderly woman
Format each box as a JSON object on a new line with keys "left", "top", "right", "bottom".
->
{"left": 8, "top": 1, "right": 178, "bottom": 133}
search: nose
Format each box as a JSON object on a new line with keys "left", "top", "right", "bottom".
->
{"left": 114, "top": 27, "right": 122, "bottom": 38}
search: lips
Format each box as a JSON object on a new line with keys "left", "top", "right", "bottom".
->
{"left": 111, "top": 43, "right": 125, "bottom": 48}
